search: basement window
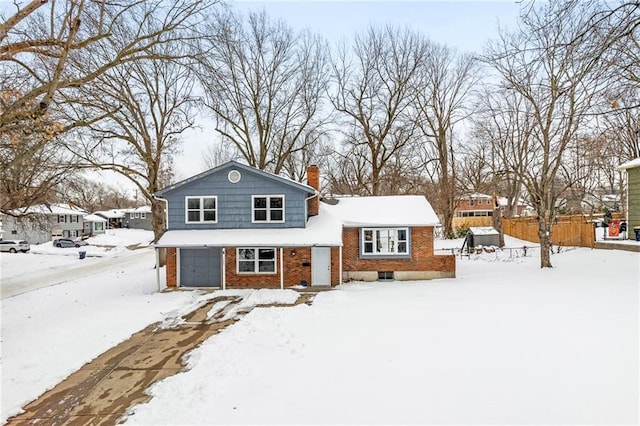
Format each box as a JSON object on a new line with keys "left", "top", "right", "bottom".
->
{"left": 378, "top": 271, "right": 394, "bottom": 281}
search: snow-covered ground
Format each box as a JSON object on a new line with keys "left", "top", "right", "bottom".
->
{"left": 1, "top": 232, "right": 638, "bottom": 424}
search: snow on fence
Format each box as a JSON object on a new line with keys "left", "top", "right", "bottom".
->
{"left": 502, "top": 213, "right": 622, "bottom": 248}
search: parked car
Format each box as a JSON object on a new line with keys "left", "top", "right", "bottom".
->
{"left": 53, "top": 238, "right": 89, "bottom": 248}
{"left": 0, "top": 240, "right": 31, "bottom": 253}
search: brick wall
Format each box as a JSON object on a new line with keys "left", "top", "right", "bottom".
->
{"left": 163, "top": 226, "right": 456, "bottom": 290}
{"left": 342, "top": 226, "right": 455, "bottom": 274}
{"left": 166, "top": 248, "right": 177, "bottom": 287}
{"left": 224, "top": 247, "right": 318, "bottom": 288}
{"left": 306, "top": 165, "right": 319, "bottom": 217}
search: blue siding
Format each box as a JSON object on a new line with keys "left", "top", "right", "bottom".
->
{"left": 162, "top": 165, "right": 311, "bottom": 230}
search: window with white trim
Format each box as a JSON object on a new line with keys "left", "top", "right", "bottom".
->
{"left": 252, "top": 195, "right": 284, "bottom": 222}
{"left": 237, "top": 248, "right": 276, "bottom": 273}
{"left": 185, "top": 196, "right": 217, "bottom": 223}
{"left": 362, "top": 228, "right": 409, "bottom": 256}
{"left": 141, "top": 212, "right": 146, "bottom": 219}
{"left": 134, "top": 212, "right": 140, "bottom": 219}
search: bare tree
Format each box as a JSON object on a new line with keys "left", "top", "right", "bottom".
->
{"left": 0, "top": 131, "right": 78, "bottom": 213}
{"left": 1, "top": 0, "right": 214, "bottom": 136}
{"left": 202, "top": 138, "right": 242, "bottom": 170}
{"left": 64, "top": 177, "right": 137, "bottom": 213}
{"left": 482, "top": 1, "right": 610, "bottom": 268}
{"left": 415, "top": 42, "right": 479, "bottom": 237}
{"left": 471, "top": 88, "right": 533, "bottom": 219}
{"left": 329, "top": 25, "right": 428, "bottom": 195}
{"left": 67, "top": 55, "right": 197, "bottom": 241}
{"left": 198, "top": 10, "right": 330, "bottom": 178}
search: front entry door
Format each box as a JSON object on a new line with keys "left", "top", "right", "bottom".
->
{"left": 311, "top": 247, "right": 331, "bottom": 286}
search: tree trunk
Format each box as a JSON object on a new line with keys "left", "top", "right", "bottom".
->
{"left": 151, "top": 198, "right": 166, "bottom": 267}
{"left": 538, "top": 217, "right": 553, "bottom": 268}
{"left": 493, "top": 193, "right": 505, "bottom": 247}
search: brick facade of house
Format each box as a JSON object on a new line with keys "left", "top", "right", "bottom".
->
{"left": 342, "top": 227, "right": 456, "bottom": 276}
{"left": 166, "top": 248, "right": 177, "bottom": 287}
{"left": 166, "top": 246, "right": 342, "bottom": 288}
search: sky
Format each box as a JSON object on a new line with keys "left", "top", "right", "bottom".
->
{"left": 101, "top": 0, "right": 524, "bottom": 197}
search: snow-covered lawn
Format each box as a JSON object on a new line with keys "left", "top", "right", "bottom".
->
{"left": 125, "top": 246, "right": 639, "bottom": 425}
{"left": 1, "top": 233, "right": 638, "bottom": 424}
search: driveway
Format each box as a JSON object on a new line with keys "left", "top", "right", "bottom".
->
{"left": 1, "top": 248, "right": 153, "bottom": 299}
{"left": 5, "top": 291, "right": 316, "bottom": 425}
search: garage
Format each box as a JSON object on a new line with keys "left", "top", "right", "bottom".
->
{"left": 179, "top": 248, "right": 221, "bottom": 287}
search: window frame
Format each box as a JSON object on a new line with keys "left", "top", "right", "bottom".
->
{"left": 361, "top": 227, "right": 410, "bottom": 257}
{"left": 251, "top": 195, "right": 285, "bottom": 223}
{"left": 185, "top": 195, "right": 218, "bottom": 224}
{"left": 236, "top": 247, "right": 277, "bottom": 274}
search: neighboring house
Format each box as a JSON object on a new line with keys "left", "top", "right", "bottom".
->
{"left": 83, "top": 214, "right": 108, "bottom": 237}
{"left": 154, "top": 161, "right": 455, "bottom": 289}
{"left": 1, "top": 204, "right": 87, "bottom": 244}
{"left": 124, "top": 206, "right": 153, "bottom": 230}
{"left": 94, "top": 209, "right": 126, "bottom": 229}
{"left": 581, "top": 193, "right": 622, "bottom": 213}
{"left": 619, "top": 158, "right": 640, "bottom": 235}
{"left": 453, "top": 193, "right": 527, "bottom": 229}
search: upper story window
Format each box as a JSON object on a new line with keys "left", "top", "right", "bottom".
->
{"left": 252, "top": 195, "right": 284, "bottom": 223}
{"left": 362, "top": 228, "right": 409, "bottom": 256}
{"left": 185, "top": 196, "right": 217, "bottom": 223}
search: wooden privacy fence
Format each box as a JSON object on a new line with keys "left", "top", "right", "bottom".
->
{"left": 502, "top": 214, "right": 608, "bottom": 248}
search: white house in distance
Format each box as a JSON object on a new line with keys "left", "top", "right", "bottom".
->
{"left": 82, "top": 214, "right": 108, "bottom": 237}
{"left": 1, "top": 204, "right": 87, "bottom": 244}
{"left": 94, "top": 209, "right": 126, "bottom": 229}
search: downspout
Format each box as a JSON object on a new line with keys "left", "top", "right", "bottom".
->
{"left": 339, "top": 245, "right": 343, "bottom": 287}
{"left": 279, "top": 247, "right": 284, "bottom": 290}
{"left": 155, "top": 248, "right": 161, "bottom": 292}
{"left": 222, "top": 248, "right": 226, "bottom": 290}
{"left": 305, "top": 190, "right": 320, "bottom": 217}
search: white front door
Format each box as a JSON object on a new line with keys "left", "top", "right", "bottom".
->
{"left": 311, "top": 247, "right": 331, "bottom": 286}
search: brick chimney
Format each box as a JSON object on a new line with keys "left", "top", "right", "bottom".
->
{"left": 306, "top": 165, "right": 320, "bottom": 217}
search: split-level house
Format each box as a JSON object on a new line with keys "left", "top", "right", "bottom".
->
{"left": 154, "top": 161, "right": 456, "bottom": 289}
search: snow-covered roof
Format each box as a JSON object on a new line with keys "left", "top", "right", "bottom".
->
{"left": 84, "top": 214, "right": 108, "bottom": 222}
{"left": 12, "top": 203, "right": 87, "bottom": 216}
{"left": 94, "top": 209, "right": 126, "bottom": 219}
{"left": 469, "top": 227, "right": 499, "bottom": 235}
{"left": 131, "top": 206, "right": 152, "bottom": 213}
{"left": 323, "top": 195, "right": 440, "bottom": 227}
{"left": 156, "top": 203, "right": 342, "bottom": 248}
{"left": 462, "top": 192, "right": 492, "bottom": 199}
{"left": 619, "top": 157, "right": 640, "bottom": 170}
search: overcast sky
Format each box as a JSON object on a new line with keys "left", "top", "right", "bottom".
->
{"left": 105, "top": 1, "right": 524, "bottom": 196}
{"left": 233, "top": 0, "right": 522, "bottom": 53}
